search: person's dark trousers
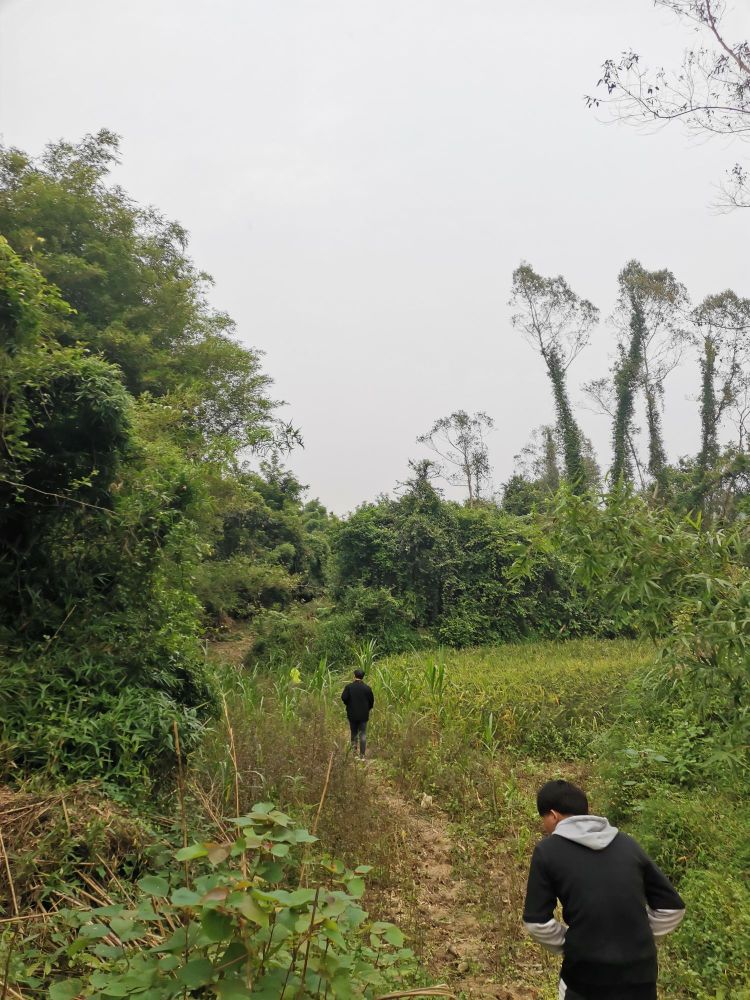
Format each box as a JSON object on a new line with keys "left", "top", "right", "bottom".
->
{"left": 348, "top": 719, "right": 367, "bottom": 757}
{"left": 563, "top": 985, "right": 657, "bottom": 1000}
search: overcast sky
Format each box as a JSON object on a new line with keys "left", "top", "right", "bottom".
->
{"left": 1, "top": 0, "right": 748, "bottom": 512}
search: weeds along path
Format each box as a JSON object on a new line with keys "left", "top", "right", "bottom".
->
{"left": 365, "top": 761, "right": 543, "bottom": 1000}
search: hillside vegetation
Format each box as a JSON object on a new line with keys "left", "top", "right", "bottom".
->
{"left": 1, "top": 132, "right": 749, "bottom": 1000}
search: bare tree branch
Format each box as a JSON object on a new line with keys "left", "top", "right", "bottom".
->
{"left": 586, "top": 0, "right": 750, "bottom": 207}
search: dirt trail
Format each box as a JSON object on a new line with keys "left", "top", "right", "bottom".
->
{"left": 368, "top": 765, "right": 542, "bottom": 1000}
{"left": 206, "top": 630, "right": 550, "bottom": 998}
{"left": 206, "top": 625, "right": 256, "bottom": 667}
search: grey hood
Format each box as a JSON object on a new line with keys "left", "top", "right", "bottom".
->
{"left": 553, "top": 814, "right": 618, "bottom": 850}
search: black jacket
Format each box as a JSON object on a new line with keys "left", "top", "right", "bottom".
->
{"left": 341, "top": 680, "right": 374, "bottom": 723}
{"left": 523, "top": 830, "right": 684, "bottom": 993}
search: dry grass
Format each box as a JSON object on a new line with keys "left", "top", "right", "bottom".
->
{"left": 0, "top": 783, "right": 149, "bottom": 916}
{"left": 189, "top": 686, "right": 418, "bottom": 898}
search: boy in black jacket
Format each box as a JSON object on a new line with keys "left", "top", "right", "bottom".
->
{"left": 341, "top": 669, "right": 374, "bottom": 758}
{"left": 523, "top": 779, "right": 685, "bottom": 1000}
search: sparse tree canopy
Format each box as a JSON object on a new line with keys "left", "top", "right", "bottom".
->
{"left": 417, "top": 409, "right": 494, "bottom": 503}
{"left": 510, "top": 264, "right": 598, "bottom": 491}
{"left": 587, "top": 0, "right": 750, "bottom": 208}
{"left": 692, "top": 291, "right": 750, "bottom": 492}
{"left": 610, "top": 261, "right": 688, "bottom": 491}
{"left": 510, "top": 263, "right": 598, "bottom": 371}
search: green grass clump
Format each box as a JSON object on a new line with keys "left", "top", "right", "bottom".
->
{"left": 372, "top": 638, "right": 650, "bottom": 758}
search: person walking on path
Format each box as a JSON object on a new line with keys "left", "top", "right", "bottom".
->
{"left": 341, "top": 668, "right": 374, "bottom": 758}
{"left": 523, "top": 779, "right": 685, "bottom": 1000}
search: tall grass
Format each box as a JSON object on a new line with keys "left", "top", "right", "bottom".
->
{"left": 372, "top": 638, "right": 650, "bottom": 759}
{"left": 199, "top": 637, "right": 749, "bottom": 999}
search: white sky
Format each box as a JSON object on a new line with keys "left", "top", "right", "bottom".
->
{"left": 1, "top": 0, "right": 748, "bottom": 512}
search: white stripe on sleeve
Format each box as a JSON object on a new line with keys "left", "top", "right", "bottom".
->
{"left": 647, "top": 906, "right": 685, "bottom": 938}
{"left": 524, "top": 918, "right": 567, "bottom": 954}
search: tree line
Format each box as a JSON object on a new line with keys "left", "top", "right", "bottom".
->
{"left": 2, "top": 128, "right": 749, "bottom": 789}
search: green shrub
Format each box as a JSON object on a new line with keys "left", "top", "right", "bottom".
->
{"left": 0, "top": 644, "right": 215, "bottom": 788}
{"left": 46, "top": 803, "right": 417, "bottom": 1000}
{"left": 245, "top": 609, "right": 319, "bottom": 668}
{"left": 332, "top": 486, "right": 617, "bottom": 647}
{"left": 627, "top": 789, "right": 745, "bottom": 885}
{"left": 195, "top": 557, "right": 297, "bottom": 620}
{"left": 245, "top": 588, "right": 425, "bottom": 672}
{"left": 661, "top": 868, "right": 750, "bottom": 997}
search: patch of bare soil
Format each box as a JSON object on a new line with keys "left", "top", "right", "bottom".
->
{"left": 206, "top": 622, "right": 255, "bottom": 667}
{"left": 367, "top": 766, "right": 544, "bottom": 1000}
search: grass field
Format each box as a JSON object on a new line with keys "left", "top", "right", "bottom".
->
{"left": 371, "top": 637, "right": 651, "bottom": 757}
{"left": 204, "top": 635, "right": 748, "bottom": 999}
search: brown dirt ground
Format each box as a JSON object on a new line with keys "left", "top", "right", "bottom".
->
{"left": 366, "top": 762, "right": 554, "bottom": 1000}
{"left": 208, "top": 629, "right": 558, "bottom": 999}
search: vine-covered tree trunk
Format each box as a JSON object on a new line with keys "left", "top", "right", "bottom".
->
{"left": 644, "top": 380, "right": 668, "bottom": 495}
{"left": 546, "top": 347, "right": 587, "bottom": 492}
{"left": 698, "top": 336, "right": 719, "bottom": 475}
{"left": 542, "top": 426, "right": 561, "bottom": 492}
{"left": 612, "top": 297, "right": 645, "bottom": 483}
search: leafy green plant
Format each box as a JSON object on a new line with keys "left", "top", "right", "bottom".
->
{"left": 48, "top": 803, "right": 417, "bottom": 1000}
{"left": 353, "top": 639, "right": 378, "bottom": 675}
{"left": 535, "top": 486, "right": 750, "bottom": 772}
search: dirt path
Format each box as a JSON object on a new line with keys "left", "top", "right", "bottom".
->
{"left": 206, "top": 624, "right": 256, "bottom": 667}
{"left": 206, "top": 628, "right": 553, "bottom": 998}
{"left": 368, "top": 764, "right": 543, "bottom": 1000}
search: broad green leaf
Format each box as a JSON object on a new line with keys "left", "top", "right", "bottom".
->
{"left": 135, "top": 899, "right": 159, "bottom": 921}
{"left": 206, "top": 842, "right": 232, "bottom": 866}
{"left": 273, "top": 888, "right": 316, "bottom": 908}
{"left": 176, "top": 958, "right": 215, "bottom": 989}
{"left": 90, "top": 979, "right": 131, "bottom": 997}
{"left": 78, "top": 923, "right": 109, "bottom": 939}
{"left": 320, "top": 897, "right": 348, "bottom": 918}
{"left": 175, "top": 843, "right": 209, "bottom": 862}
{"left": 293, "top": 830, "right": 318, "bottom": 844}
{"left": 215, "top": 980, "right": 253, "bottom": 1000}
{"left": 344, "top": 877, "right": 365, "bottom": 899}
{"left": 202, "top": 909, "right": 233, "bottom": 942}
{"left": 137, "top": 875, "right": 169, "bottom": 897}
{"left": 322, "top": 920, "right": 346, "bottom": 950}
{"left": 171, "top": 887, "right": 202, "bottom": 906}
{"left": 225, "top": 892, "right": 268, "bottom": 927}
{"left": 109, "top": 916, "right": 135, "bottom": 936}
{"left": 383, "top": 926, "right": 405, "bottom": 947}
{"left": 257, "top": 861, "right": 283, "bottom": 883}
{"left": 218, "top": 939, "right": 248, "bottom": 971}
{"left": 49, "top": 981, "right": 83, "bottom": 1000}
{"left": 330, "top": 970, "right": 356, "bottom": 999}
{"left": 154, "top": 927, "right": 188, "bottom": 953}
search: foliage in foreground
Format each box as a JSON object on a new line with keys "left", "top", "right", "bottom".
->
{"left": 27, "top": 804, "right": 416, "bottom": 1000}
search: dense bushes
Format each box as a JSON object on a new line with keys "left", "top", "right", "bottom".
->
{"left": 533, "top": 486, "right": 750, "bottom": 771}
{"left": 592, "top": 707, "right": 750, "bottom": 996}
{"left": 0, "top": 137, "right": 289, "bottom": 787}
{"left": 245, "top": 586, "right": 426, "bottom": 671}
{"left": 330, "top": 480, "right": 614, "bottom": 650}
{"left": 239, "top": 478, "right": 624, "bottom": 672}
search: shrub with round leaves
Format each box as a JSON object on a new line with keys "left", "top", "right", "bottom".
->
{"left": 48, "top": 803, "right": 418, "bottom": 1000}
